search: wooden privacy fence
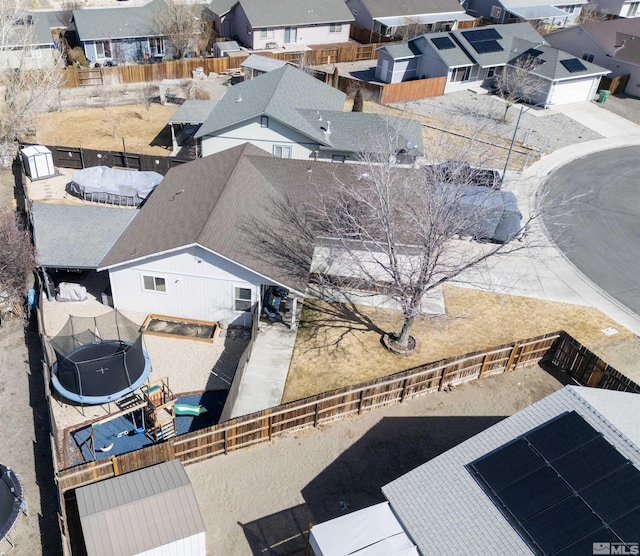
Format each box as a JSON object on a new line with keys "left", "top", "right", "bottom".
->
{"left": 599, "top": 74, "right": 630, "bottom": 94}
{"left": 55, "top": 331, "right": 561, "bottom": 492}
{"left": 380, "top": 77, "right": 447, "bottom": 104}
{"left": 60, "top": 44, "right": 388, "bottom": 88}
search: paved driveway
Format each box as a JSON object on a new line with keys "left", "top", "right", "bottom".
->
{"left": 542, "top": 146, "right": 640, "bottom": 316}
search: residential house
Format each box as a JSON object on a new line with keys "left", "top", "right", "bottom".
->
{"left": 546, "top": 18, "right": 640, "bottom": 95}
{"left": 345, "top": 0, "right": 477, "bottom": 39}
{"left": 463, "top": 0, "right": 587, "bottom": 26}
{"left": 310, "top": 385, "right": 640, "bottom": 555}
{"left": 1, "top": 13, "right": 57, "bottom": 70}
{"left": 195, "top": 64, "right": 424, "bottom": 161}
{"left": 593, "top": 0, "right": 640, "bottom": 17}
{"left": 376, "top": 22, "right": 609, "bottom": 105}
{"left": 73, "top": 0, "right": 175, "bottom": 65}
{"left": 206, "top": 0, "right": 354, "bottom": 50}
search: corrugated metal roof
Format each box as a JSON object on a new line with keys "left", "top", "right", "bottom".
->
{"left": 31, "top": 202, "right": 137, "bottom": 269}
{"left": 76, "top": 460, "right": 205, "bottom": 556}
{"left": 382, "top": 386, "right": 640, "bottom": 556}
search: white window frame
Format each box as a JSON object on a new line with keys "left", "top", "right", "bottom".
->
{"left": 491, "top": 5, "right": 502, "bottom": 18}
{"left": 261, "top": 115, "right": 269, "bottom": 128}
{"left": 332, "top": 154, "right": 346, "bottom": 163}
{"left": 284, "top": 26, "right": 297, "bottom": 43}
{"left": 450, "top": 66, "right": 471, "bottom": 83}
{"left": 234, "top": 285, "right": 253, "bottom": 312}
{"left": 330, "top": 23, "right": 342, "bottom": 33}
{"left": 150, "top": 37, "right": 165, "bottom": 57}
{"left": 273, "top": 145, "right": 292, "bottom": 158}
{"left": 95, "top": 40, "right": 111, "bottom": 60}
{"left": 487, "top": 66, "right": 497, "bottom": 78}
{"left": 582, "top": 52, "right": 595, "bottom": 63}
{"left": 260, "top": 28, "right": 275, "bottom": 39}
{"left": 627, "top": 1, "right": 639, "bottom": 16}
{"left": 142, "top": 274, "right": 167, "bottom": 293}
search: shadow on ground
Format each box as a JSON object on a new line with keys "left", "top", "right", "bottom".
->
{"left": 239, "top": 414, "right": 507, "bottom": 555}
{"left": 25, "top": 319, "right": 63, "bottom": 555}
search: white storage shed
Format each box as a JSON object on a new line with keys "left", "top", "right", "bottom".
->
{"left": 21, "top": 145, "right": 56, "bottom": 180}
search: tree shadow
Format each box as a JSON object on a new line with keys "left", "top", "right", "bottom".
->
{"left": 239, "top": 415, "right": 506, "bottom": 555}
{"left": 24, "top": 319, "right": 63, "bottom": 555}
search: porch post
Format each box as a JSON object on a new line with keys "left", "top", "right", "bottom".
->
{"left": 289, "top": 294, "right": 298, "bottom": 329}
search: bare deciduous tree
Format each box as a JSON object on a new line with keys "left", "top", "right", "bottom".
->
{"left": 0, "top": 208, "right": 35, "bottom": 316}
{"left": 577, "top": 3, "right": 608, "bottom": 23}
{"left": 153, "top": 0, "right": 202, "bottom": 59}
{"left": 0, "top": 0, "right": 63, "bottom": 162}
{"left": 494, "top": 53, "right": 546, "bottom": 122}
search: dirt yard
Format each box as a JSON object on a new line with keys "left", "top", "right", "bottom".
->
{"left": 34, "top": 103, "right": 179, "bottom": 156}
{"left": 283, "top": 285, "right": 640, "bottom": 402}
{"left": 187, "top": 363, "right": 571, "bottom": 555}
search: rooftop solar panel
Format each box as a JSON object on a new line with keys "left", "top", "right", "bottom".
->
{"left": 470, "top": 411, "right": 640, "bottom": 555}
{"left": 471, "top": 438, "right": 545, "bottom": 491}
{"left": 521, "top": 496, "right": 603, "bottom": 555}
{"left": 555, "top": 528, "right": 622, "bottom": 556}
{"left": 580, "top": 464, "right": 640, "bottom": 522}
{"left": 526, "top": 411, "right": 600, "bottom": 460}
{"left": 432, "top": 37, "right": 455, "bottom": 50}
{"left": 495, "top": 466, "right": 572, "bottom": 521}
{"left": 552, "top": 436, "right": 629, "bottom": 490}
{"left": 472, "top": 40, "right": 504, "bottom": 54}
{"left": 560, "top": 58, "right": 588, "bottom": 73}
{"left": 462, "top": 28, "right": 502, "bottom": 42}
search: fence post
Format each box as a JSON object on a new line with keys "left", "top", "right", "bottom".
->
{"left": 505, "top": 344, "right": 520, "bottom": 372}
{"left": 478, "top": 352, "right": 490, "bottom": 379}
{"left": 438, "top": 367, "right": 448, "bottom": 391}
{"left": 111, "top": 456, "right": 119, "bottom": 476}
{"left": 314, "top": 402, "right": 319, "bottom": 428}
{"left": 358, "top": 389, "right": 366, "bottom": 414}
{"left": 400, "top": 377, "right": 409, "bottom": 402}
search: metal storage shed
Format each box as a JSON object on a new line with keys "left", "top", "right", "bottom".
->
{"left": 75, "top": 460, "right": 206, "bottom": 556}
{"left": 21, "top": 145, "right": 57, "bottom": 180}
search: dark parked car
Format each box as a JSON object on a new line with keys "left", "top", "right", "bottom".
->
{"left": 424, "top": 162, "right": 502, "bottom": 189}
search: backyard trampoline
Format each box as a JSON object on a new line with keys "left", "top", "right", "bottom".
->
{"left": 0, "top": 464, "right": 24, "bottom": 545}
{"left": 49, "top": 310, "right": 151, "bottom": 405}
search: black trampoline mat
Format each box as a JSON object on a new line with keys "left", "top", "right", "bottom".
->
{"left": 0, "top": 466, "right": 21, "bottom": 538}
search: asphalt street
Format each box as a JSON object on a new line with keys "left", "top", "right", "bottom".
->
{"left": 542, "top": 146, "right": 640, "bottom": 316}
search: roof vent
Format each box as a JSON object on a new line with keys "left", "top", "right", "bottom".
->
{"left": 236, "top": 94, "right": 242, "bottom": 103}
{"left": 316, "top": 110, "right": 322, "bottom": 121}
{"left": 325, "top": 120, "right": 331, "bottom": 134}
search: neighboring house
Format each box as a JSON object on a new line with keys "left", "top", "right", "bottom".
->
{"left": 73, "top": 0, "right": 173, "bottom": 65}
{"left": 241, "top": 53, "right": 289, "bottom": 79}
{"left": 464, "top": 0, "right": 587, "bottom": 26}
{"left": 206, "top": 0, "right": 354, "bottom": 50}
{"left": 310, "top": 385, "right": 640, "bottom": 555}
{"left": 97, "top": 143, "right": 310, "bottom": 327}
{"left": 76, "top": 460, "right": 206, "bottom": 556}
{"left": 345, "top": 0, "right": 477, "bottom": 39}
{"left": 376, "top": 22, "right": 609, "bottom": 105}
{"left": 196, "top": 64, "right": 424, "bottom": 161}
{"left": 0, "top": 13, "right": 57, "bottom": 70}
{"left": 593, "top": 0, "right": 640, "bottom": 17}
{"left": 546, "top": 18, "right": 640, "bottom": 95}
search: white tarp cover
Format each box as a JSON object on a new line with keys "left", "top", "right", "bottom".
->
{"left": 309, "top": 502, "right": 418, "bottom": 556}
{"left": 70, "top": 166, "right": 163, "bottom": 205}
{"left": 56, "top": 282, "right": 88, "bottom": 302}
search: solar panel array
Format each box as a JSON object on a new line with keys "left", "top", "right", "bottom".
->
{"left": 561, "top": 58, "right": 588, "bottom": 73}
{"left": 432, "top": 37, "right": 456, "bottom": 50}
{"left": 462, "top": 28, "right": 504, "bottom": 55}
{"left": 470, "top": 411, "right": 640, "bottom": 555}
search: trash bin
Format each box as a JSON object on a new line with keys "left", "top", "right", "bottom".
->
{"left": 597, "top": 90, "right": 611, "bottom": 104}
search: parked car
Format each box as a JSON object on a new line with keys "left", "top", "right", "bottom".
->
{"left": 424, "top": 162, "right": 502, "bottom": 189}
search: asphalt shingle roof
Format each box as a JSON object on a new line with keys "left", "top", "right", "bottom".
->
{"left": 32, "top": 202, "right": 137, "bottom": 269}
{"left": 5, "top": 13, "right": 52, "bottom": 47}
{"left": 168, "top": 100, "right": 216, "bottom": 124}
{"left": 73, "top": 0, "right": 165, "bottom": 41}
{"left": 580, "top": 19, "right": 640, "bottom": 62}
{"left": 241, "top": 53, "right": 289, "bottom": 73}
{"left": 195, "top": 64, "right": 346, "bottom": 141}
{"left": 382, "top": 386, "right": 640, "bottom": 556}
{"left": 356, "top": 0, "right": 465, "bottom": 18}
{"left": 236, "top": 0, "right": 354, "bottom": 27}
{"left": 207, "top": 0, "right": 238, "bottom": 16}
{"left": 509, "top": 43, "right": 609, "bottom": 80}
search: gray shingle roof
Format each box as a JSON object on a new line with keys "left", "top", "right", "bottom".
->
{"left": 509, "top": 43, "right": 609, "bottom": 80}
{"left": 296, "top": 110, "right": 425, "bottom": 156}
{"left": 73, "top": 0, "right": 165, "bottom": 41}
{"left": 241, "top": 53, "right": 289, "bottom": 72}
{"left": 238, "top": 0, "right": 354, "bottom": 27}
{"left": 357, "top": 0, "right": 465, "bottom": 18}
{"left": 76, "top": 460, "right": 205, "bottom": 556}
{"left": 382, "top": 386, "right": 640, "bottom": 556}
{"left": 378, "top": 40, "right": 423, "bottom": 59}
{"left": 31, "top": 202, "right": 137, "bottom": 269}
{"left": 195, "top": 64, "right": 346, "bottom": 141}
{"left": 5, "top": 13, "right": 52, "bottom": 47}
{"left": 168, "top": 100, "right": 217, "bottom": 124}
{"left": 579, "top": 19, "right": 640, "bottom": 61}
{"left": 207, "top": 0, "right": 238, "bottom": 16}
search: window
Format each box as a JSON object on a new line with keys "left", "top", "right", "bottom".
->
{"left": 491, "top": 5, "right": 502, "bottom": 18}
{"left": 260, "top": 28, "right": 275, "bottom": 39}
{"left": 284, "top": 26, "right": 297, "bottom": 43}
{"left": 332, "top": 154, "right": 346, "bottom": 163}
{"left": 143, "top": 275, "right": 166, "bottom": 292}
{"left": 330, "top": 23, "right": 342, "bottom": 33}
{"left": 95, "top": 40, "right": 111, "bottom": 59}
{"left": 487, "top": 66, "right": 497, "bottom": 78}
{"left": 247, "top": 25, "right": 252, "bottom": 35}
{"left": 234, "top": 287, "right": 252, "bottom": 312}
{"left": 150, "top": 37, "right": 165, "bottom": 57}
{"left": 557, "top": 4, "right": 576, "bottom": 12}
{"left": 273, "top": 145, "right": 292, "bottom": 158}
{"left": 261, "top": 115, "right": 269, "bottom": 127}
{"left": 627, "top": 1, "right": 639, "bottom": 16}
{"left": 450, "top": 66, "right": 471, "bottom": 82}
{"left": 582, "top": 52, "right": 595, "bottom": 63}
